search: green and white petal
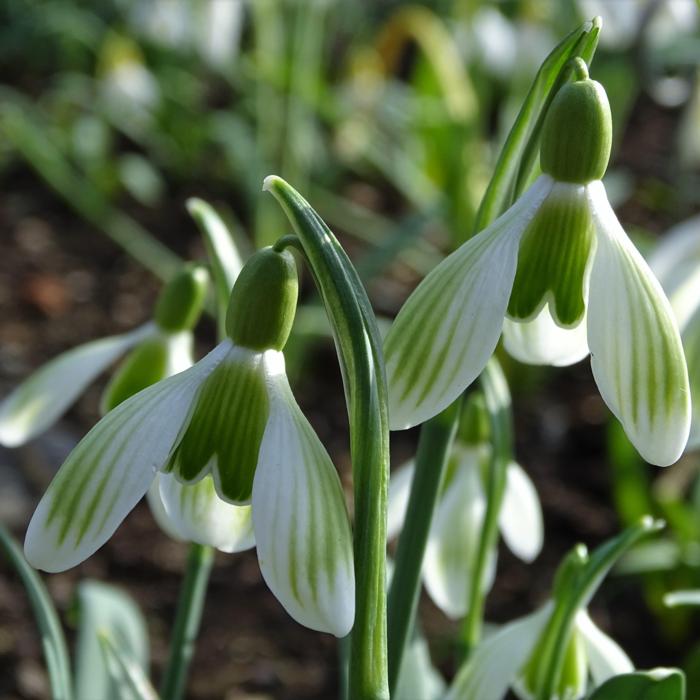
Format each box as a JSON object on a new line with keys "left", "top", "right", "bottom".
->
{"left": 24, "top": 342, "right": 229, "bottom": 572}
{"left": 252, "top": 355, "right": 355, "bottom": 637}
{"left": 682, "top": 306, "right": 700, "bottom": 451}
{"left": 387, "top": 461, "right": 415, "bottom": 541}
{"left": 0, "top": 324, "right": 154, "bottom": 447}
{"left": 445, "top": 604, "right": 552, "bottom": 700}
{"left": 158, "top": 472, "right": 254, "bottom": 553}
{"left": 423, "top": 447, "right": 494, "bottom": 618}
{"left": 385, "top": 175, "right": 554, "bottom": 430}
{"left": 499, "top": 462, "right": 544, "bottom": 563}
{"left": 575, "top": 610, "right": 633, "bottom": 687}
{"left": 586, "top": 181, "right": 691, "bottom": 466}
{"left": 503, "top": 304, "right": 589, "bottom": 367}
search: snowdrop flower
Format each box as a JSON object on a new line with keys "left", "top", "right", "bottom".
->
{"left": 0, "top": 264, "right": 209, "bottom": 449}
{"left": 24, "top": 247, "right": 355, "bottom": 637}
{"left": 649, "top": 215, "right": 700, "bottom": 451}
{"left": 385, "top": 62, "right": 690, "bottom": 466}
{"left": 445, "top": 601, "right": 632, "bottom": 700}
{"left": 388, "top": 434, "right": 543, "bottom": 618}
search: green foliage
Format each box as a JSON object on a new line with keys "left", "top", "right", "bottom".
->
{"left": 587, "top": 669, "right": 686, "bottom": 700}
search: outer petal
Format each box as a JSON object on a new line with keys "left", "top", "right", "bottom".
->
{"left": 445, "top": 604, "right": 552, "bottom": 700}
{"left": 146, "top": 479, "right": 185, "bottom": 542}
{"left": 423, "top": 447, "right": 495, "bottom": 619}
{"left": 682, "top": 306, "right": 700, "bottom": 451}
{"left": 576, "top": 610, "right": 633, "bottom": 687}
{"left": 252, "top": 352, "right": 355, "bottom": 637}
{"left": 394, "top": 632, "right": 446, "bottom": 700}
{"left": 158, "top": 472, "right": 254, "bottom": 553}
{"left": 503, "top": 303, "right": 589, "bottom": 367}
{"left": 385, "top": 175, "right": 554, "bottom": 430}
{"left": 0, "top": 324, "right": 154, "bottom": 447}
{"left": 24, "top": 343, "right": 229, "bottom": 572}
{"left": 499, "top": 462, "right": 544, "bottom": 563}
{"left": 386, "top": 461, "right": 415, "bottom": 541}
{"left": 586, "top": 181, "right": 691, "bottom": 466}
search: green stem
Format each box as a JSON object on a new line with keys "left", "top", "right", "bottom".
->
{"left": 387, "top": 401, "right": 461, "bottom": 694}
{"left": 160, "top": 543, "right": 215, "bottom": 700}
{"left": 459, "top": 360, "right": 513, "bottom": 659}
{"left": 266, "top": 177, "right": 390, "bottom": 700}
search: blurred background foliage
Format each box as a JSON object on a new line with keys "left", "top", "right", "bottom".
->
{"left": 1, "top": 0, "right": 700, "bottom": 698}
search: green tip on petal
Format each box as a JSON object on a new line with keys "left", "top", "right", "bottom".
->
{"left": 225, "top": 248, "right": 299, "bottom": 351}
{"left": 540, "top": 77, "right": 612, "bottom": 184}
{"left": 154, "top": 263, "right": 209, "bottom": 333}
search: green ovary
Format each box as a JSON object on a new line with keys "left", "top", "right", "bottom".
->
{"left": 507, "top": 192, "right": 594, "bottom": 328}
{"left": 168, "top": 355, "right": 269, "bottom": 503}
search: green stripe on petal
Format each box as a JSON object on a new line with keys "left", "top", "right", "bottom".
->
{"left": 158, "top": 472, "right": 254, "bottom": 553}
{"left": 252, "top": 369, "right": 355, "bottom": 638}
{"left": 169, "top": 344, "right": 270, "bottom": 504}
{"left": 508, "top": 182, "right": 595, "bottom": 327}
{"left": 0, "top": 324, "right": 154, "bottom": 447}
{"left": 587, "top": 181, "right": 691, "bottom": 466}
{"left": 23, "top": 343, "right": 229, "bottom": 572}
{"left": 385, "top": 175, "right": 554, "bottom": 430}
{"left": 503, "top": 303, "right": 589, "bottom": 367}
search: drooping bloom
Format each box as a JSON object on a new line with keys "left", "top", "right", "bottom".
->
{"left": 388, "top": 442, "right": 543, "bottom": 618}
{"left": 648, "top": 214, "right": 700, "bottom": 452}
{"left": 384, "top": 66, "right": 690, "bottom": 466}
{"left": 24, "top": 248, "right": 355, "bottom": 637}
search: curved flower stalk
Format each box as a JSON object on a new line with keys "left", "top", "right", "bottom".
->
{"left": 384, "top": 61, "right": 690, "bottom": 466}
{"left": 24, "top": 247, "right": 355, "bottom": 638}
{"left": 649, "top": 214, "right": 700, "bottom": 451}
{"left": 388, "top": 443, "right": 543, "bottom": 619}
{"left": 0, "top": 264, "right": 209, "bottom": 448}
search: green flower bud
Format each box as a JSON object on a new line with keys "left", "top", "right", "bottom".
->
{"left": 154, "top": 263, "right": 209, "bottom": 332}
{"left": 540, "top": 67, "right": 612, "bottom": 184}
{"left": 226, "top": 247, "right": 298, "bottom": 351}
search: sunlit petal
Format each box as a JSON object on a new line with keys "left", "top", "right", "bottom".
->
{"left": 387, "top": 461, "right": 415, "bottom": 541}
{"left": 252, "top": 353, "right": 354, "bottom": 637}
{"left": 586, "top": 181, "right": 690, "bottom": 466}
{"left": 499, "top": 462, "right": 544, "bottom": 563}
{"left": 576, "top": 610, "right": 633, "bottom": 687}
{"left": 385, "top": 176, "right": 554, "bottom": 430}
{"left": 24, "top": 343, "right": 229, "bottom": 572}
{"left": 503, "top": 304, "right": 589, "bottom": 367}
{"left": 0, "top": 324, "right": 154, "bottom": 447}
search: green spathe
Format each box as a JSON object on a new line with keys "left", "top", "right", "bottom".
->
{"left": 226, "top": 248, "right": 299, "bottom": 351}
{"left": 540, "top": 76, "right": 612, "bottom": 184}
{"left": 154, "top": 264, "right": 210, "bottom": 332}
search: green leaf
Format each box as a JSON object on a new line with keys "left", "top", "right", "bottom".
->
{"left": 474, "top": 17, "right": 601, "bottom": 234}
{"left": 587, "top": 668, "right": 685, "bottom": 700}
{"left": 74, "top": 580, "right": 150, "bottom": 700}
{"left": 0, "top": 525, "right": 72, "bottom": 700}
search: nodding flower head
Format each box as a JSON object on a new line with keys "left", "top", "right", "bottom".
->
{"left": 384, "top": 70, "right": 690, "bottom": 466}
{"left": 24, "top": 247, "right": 355, "bottom": 638}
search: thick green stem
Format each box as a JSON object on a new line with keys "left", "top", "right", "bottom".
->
{"left": 387, "top": 401, "right": 461, "bottom": 694}
{"left": 160, "top": 543, "right": 215, "bottom": 700}
{"left": 265, "top": 177, "right": 390, "bottom": 700}
{"left": 459, "top": 360, "right": 513, "bottom": 660}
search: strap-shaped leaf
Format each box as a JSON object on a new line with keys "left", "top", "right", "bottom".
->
{"left": 0, "top": 525, "right": 72, "bottom": 700}
{"left": 587, "top": 668, "right": 685, "bottom": 700}
{"left": 264, "top": 176, "right": 390, "bottom": 700}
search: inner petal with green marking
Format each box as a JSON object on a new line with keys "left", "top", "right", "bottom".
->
{"left": 168, "top": 347, "right": 270, "bottom": 504}
{"left": 507, "top": 186, "right": 595, "bottom": 328}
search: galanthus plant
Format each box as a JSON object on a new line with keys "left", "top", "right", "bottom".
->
{"left": 23, "top": 246, "right": 355, "bottom": 637}
{"left": 384, "top": 58, "right": 690, "bottom": 467}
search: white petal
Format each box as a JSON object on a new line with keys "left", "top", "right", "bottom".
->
{"left": 24, "top": 342, "right": 229, "bottom": 572}
{"left": 252, "top": 353, "right": 355, "bottom": 637}
{"left": 385, "top": 175, "right": 554, "bottom": 430}
{"left": 163, "top": 331, "right": 196, "bottom": 376}
{"left": 386, "top": 461, "right": 415, "bottom": 541}
{"left": 499, "top": 462, "right": 544, "bottom": 563}
{"left": 445, "top": 603, "right": 553, "bottom": 700}
{"left": 587, "top": 182, "right": 691, "bottom": 466}
{"left": 423, "top": 446, "right": 495, "bottom": 619}
{"left": 394, "top": 633, "right": 446, "bottom": 700}
{"left": 0, "top": 324, "right": 154, "bottom": 447}
{"left": 576, "top": 610, "right": 633, "bottom": 687}
{"left": 159, "top": 472, "right": 254, "bottom": 553}
{"left": 146, "top": 479, "right": 185, "bottom": 542}
{"left": 503, "top": 303, "right": 589, "bottom": 367}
